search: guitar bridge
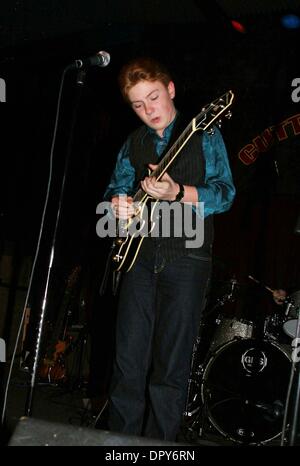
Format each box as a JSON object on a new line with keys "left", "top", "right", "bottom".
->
{"left": 112, "top": 254, "right": 123, "bottom": 263}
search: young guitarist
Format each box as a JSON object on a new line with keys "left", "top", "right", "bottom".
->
{"left": 103, "top": 57, "right": 236, "bottom": 441}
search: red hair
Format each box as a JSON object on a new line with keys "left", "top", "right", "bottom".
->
{"left": 118, "top": 57, "right": 172, "bottom": 102}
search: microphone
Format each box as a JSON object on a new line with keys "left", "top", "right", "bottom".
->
{"left": 68, "top": 51, "right": 110, "bottom": 70}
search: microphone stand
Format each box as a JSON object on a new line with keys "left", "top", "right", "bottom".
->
{"left": 25, "top": 68, "right": 86, "bottom": 416}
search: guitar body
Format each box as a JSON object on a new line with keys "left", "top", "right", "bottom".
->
{"left": 112, "top": 197, "right": 160, "bottom": 272}
{"left": 112, "top": 235, "right": 145, "bottom": 273}
{"left": 109, "top": 91, "right": 234, "bottom": 274}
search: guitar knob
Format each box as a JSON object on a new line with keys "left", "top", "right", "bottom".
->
{"left": 115, "top": 238, "right": 124, "bottom": 245}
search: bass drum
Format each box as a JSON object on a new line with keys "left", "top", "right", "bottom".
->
{"left": 201, "top": 338, "right": 292, "bottom": 445}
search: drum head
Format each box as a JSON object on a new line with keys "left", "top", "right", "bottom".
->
{"left": 201, "top": 338, "right": 291, "bottom": 445}
{"left": 283, "top": 319, "right": 300, "bottom": 339}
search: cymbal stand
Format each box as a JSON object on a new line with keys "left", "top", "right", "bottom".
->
{"left": 182, "top": 324, "right": 208, "bottom": 439}
{"left": 282, "top": 304, "right": 300, "bottom": 446}
{"left": 205, "top": 278, "right": 238, "bottom": 319}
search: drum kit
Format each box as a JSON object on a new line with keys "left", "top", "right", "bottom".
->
{"left": 183, "top": 278, "right": 300, "bottom": 446}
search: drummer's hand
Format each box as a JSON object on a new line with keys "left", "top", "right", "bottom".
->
{"left": 273, "top": 289, "right": 287, "bottom": 305}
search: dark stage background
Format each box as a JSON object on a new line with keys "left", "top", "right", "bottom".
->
{"left": 0, "top": 1, "right": 299, "bottom": 405}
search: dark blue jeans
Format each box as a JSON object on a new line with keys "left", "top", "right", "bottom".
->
{"left": 108, "top": 252, "right": 211, "bottom": 441}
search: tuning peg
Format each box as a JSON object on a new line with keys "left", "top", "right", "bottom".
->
{"left": 216, "top": 119, "right": 222, "bottom": 128}
{"left": 207, "top": 127, "right": 215, "bottom": 135}
{"left": 225, "top": 110, "right": 232, "bottom": 119}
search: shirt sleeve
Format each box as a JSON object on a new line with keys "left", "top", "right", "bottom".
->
{"left": 196, "top": 127, "right": 236, "bottom": 217}
{"left": 103, "top": 139, "right": 136, "bottom": 200}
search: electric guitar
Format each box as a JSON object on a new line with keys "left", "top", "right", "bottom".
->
{"left": 39, "top": 266, "right": 81, "bottom": 383}
{"left": 111, "top": 90, "right": 234, "bottom": 273}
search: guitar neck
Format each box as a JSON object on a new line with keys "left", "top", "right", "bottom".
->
{"left": 133, "top": 121, "right": 194, "bottom": 203}
{"left": 153, "top": 122, "right": 195, "bottom": 180}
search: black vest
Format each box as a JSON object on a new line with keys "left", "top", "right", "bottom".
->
{"left": 127, "top": 116, "right": 214, "bottom": 264}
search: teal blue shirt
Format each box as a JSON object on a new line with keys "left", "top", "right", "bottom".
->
{"left": 104, "top": 117, "right": 236, "bottom": 217}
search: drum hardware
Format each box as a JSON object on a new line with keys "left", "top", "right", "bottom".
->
{"left": 226, "top": 277, "right": 239, "bottom": 302}
{"left": 205, "top": 296, "right": 229, "bottom": 318}
{"left": 205, "top": 276, "right": 240, "bottom": 319}
{"left": 280, "top": 333, "right": 300, "bottom": 446}
{"left": 184, "top": 332, "right": 207, "bottom": 410}
{"left": 283, "top": 364, "right": 300, "bottom": 446}
{"left": 285, "top": 301, "right": 293, "bottom": 317}
{"left": 182, "top": 325, "right": 217, "bottom": 440}
{"left": 263, "top": 312, "right": 285, "bottom": 341}
{"left": 183, "top": 372, "right": 208, "bottom": 439}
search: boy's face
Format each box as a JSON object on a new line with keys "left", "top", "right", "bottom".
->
{"left": 128, "top": 80, "right": 176, "bottom": 137}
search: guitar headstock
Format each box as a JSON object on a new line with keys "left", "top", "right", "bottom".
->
{"left": 193, "top": 90, "right": 234, "bottom": 134}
